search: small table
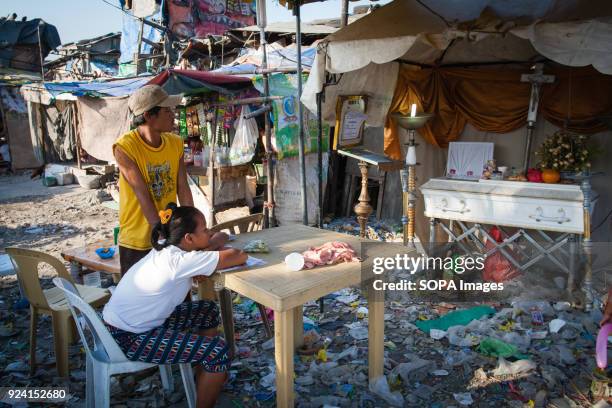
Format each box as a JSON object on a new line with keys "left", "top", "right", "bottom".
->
{"left": 210, "top": 225, "right": 383, "bottom": 408}
{"left": 61, "top": 240, "right": 121, "bottom": 284}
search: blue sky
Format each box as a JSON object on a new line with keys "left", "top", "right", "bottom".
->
{"left": 3, "top": 0, "right": 387, "bottom": 44}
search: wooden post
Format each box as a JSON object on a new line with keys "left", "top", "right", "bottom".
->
{"left": 353, "top": 161, "right": 373, "bottom": 238}
{"left": 135, "top": 19, "right": 144, "bottom": 74}
{"left": 340, "top": 0, "right": 349, "bottom": 27}
{"left": 72, "top": 102, "right": 82, "bottom": 169}
{"left": 208, "top": 107, "right": 218, "bottom": 226}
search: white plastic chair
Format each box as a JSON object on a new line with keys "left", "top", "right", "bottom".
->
{"left": 52, "top": 277, "right": 197, "bottom": 408}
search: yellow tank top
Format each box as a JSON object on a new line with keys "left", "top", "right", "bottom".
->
{"left": 114, "top": 129, "right": 184, "bottom": 250}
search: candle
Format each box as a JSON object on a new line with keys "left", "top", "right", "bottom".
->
{"left": 410, "top": 103, "right": 416, "bottom": 118}
{"left": 406, "top": 145, "right": 417, "bottom": 166}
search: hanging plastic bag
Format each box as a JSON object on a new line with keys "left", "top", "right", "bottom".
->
{"left": 229, "top": 105, "right": 258, "bottom": 166}
{"left": 483, "top": 227, "right": 521, "bottom": 283}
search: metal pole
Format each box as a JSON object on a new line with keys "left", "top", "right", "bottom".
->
{"left": 260, "top": 26, "right": 276, "bottom": 228}
{"left": 317, "top": 92, "right": 323, "bottom": 228}
{"left": 36, "top": 23, "right": 45, "bottom": 82}
{"left": 296, "top": 1, "right": 308, "bottom": 225}
{"left": 340, "top": 0, "right": 349, "bottom": 27}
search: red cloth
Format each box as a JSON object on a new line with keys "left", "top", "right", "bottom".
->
{"left": 301, "top": 241, "right": 359, "bottom": 269}
{"left": 483, "top": 227, "right": 521, "bottom": 283}
{"left": 148, "top": 69, "right": 252, "bottom": 87}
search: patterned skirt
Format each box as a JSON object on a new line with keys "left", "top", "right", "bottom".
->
{"left": 106, "top": 300, "right": 231, "bottom": 373}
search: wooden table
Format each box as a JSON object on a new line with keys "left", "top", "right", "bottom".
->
{"left": 61, "top": 240, "right": 121, "bottom": 283}
{"left": 212, "top": 225, "right": 384, "bottom": 408}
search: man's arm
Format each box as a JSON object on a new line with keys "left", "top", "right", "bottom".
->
{"left": 114, "top": 146, "right": 160, "bottom": 226}
{"left": 177, "top": 159, "right": 194, "bottom": 206}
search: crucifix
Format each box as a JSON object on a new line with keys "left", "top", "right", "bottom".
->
{"left": 521, "top": 63, "right": 555, "bottom": 173}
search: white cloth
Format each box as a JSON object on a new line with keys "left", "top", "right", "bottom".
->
{"left": 76, "top": 96, "right": 131, "bottom": 162}
{"left": 511, "top": 17, "right": 612, "bottom": 75}
{"left": 103, "top": 246, "right": 219, "bottom": 333}
{"left": 446, "top": 142, "right": 494, "bottom": 180}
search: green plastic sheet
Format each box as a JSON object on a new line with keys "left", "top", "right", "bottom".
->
{"left": 415, "top": 305, "right": 496, "bottom": 333}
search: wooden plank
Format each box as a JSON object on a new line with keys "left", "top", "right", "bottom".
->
{"left": 61, "top": 240, "right": 120, "bottom": 275}
{"left": 274, "top": 309, "right": 294, "bottom": 408}
{"left": 367, "top": 285, "right": 384, "bottom": 381}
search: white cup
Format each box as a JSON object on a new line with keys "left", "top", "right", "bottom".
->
{"left": 498, "top": 166, "right": 508, "bottom": 177}
{"left": 285, "top": 252, "right": 305, "bottom": 271}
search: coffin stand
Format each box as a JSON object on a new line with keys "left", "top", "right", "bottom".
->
{"left": 421, "top": 178, "right": 596, "bottom": 309}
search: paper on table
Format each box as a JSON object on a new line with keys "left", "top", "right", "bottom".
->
{"left": 217, "top": 256, "right": 267, "bottom": 273}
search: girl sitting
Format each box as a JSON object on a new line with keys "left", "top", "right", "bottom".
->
{"left": 103, "top": 203, "right": 247, "bottom": 408}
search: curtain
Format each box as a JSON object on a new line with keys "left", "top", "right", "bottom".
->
{"left": 384, "top": 65, "right": 612, "bottom": 159}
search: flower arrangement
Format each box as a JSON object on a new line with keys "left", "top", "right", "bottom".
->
{"left": 535, "top": 130, "right": 593, "bottom": 173}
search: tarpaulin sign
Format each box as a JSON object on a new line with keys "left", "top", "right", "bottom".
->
{"left": 168, "top": 0, "right": 256, "bottom": 38}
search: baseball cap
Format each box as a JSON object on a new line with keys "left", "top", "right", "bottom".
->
{"left": 128, "top": 85, "right": 182, "bottom": 116}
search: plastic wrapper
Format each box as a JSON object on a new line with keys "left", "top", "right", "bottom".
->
{"left": 243, "top": 239, "right": 269, "bottom": 253}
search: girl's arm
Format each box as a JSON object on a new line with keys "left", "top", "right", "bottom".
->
{"left": 207, "top": 232, "right": 229, "bottom": 251}
{"left": 216, "top": 248, "right": 248, "bottom": 270}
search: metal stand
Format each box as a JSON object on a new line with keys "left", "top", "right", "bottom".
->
{"left": 581, "top": 176, "right": 594, "bottom": 310}
{"left": 392, "top": 112, "right": 433, "bottom": 247}
{"left": 354, "top": 161, "right": 373, "bottom": 238}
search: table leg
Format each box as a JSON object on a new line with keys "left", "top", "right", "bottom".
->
{"left": 69, "top": 261, "right": 83, "bottom": 284}
{"left": 198, "top": 279, "right": 217, "bottom": 301}
{"left": 293, "top": 305, "right": 303, "bottom": 349}
{"left": 275, "top": 309, "right": 295, "bottom": 408}
{"left": 218, "top": 289, "right": 235, "bottom": 357}
{"left": 368, "top": 285, "right": 384, "bottom": 381}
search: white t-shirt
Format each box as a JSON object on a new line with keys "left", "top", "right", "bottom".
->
{"left": 103, "top": 246, "right": 219, "bottom": 333}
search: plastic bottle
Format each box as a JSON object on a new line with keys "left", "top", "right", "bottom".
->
{"left": 193, "top": 152, "right": 203, "bottom": 167}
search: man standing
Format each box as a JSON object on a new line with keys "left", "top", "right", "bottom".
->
{"left": 114, "top": 85, "right": 193, "bottom": 275}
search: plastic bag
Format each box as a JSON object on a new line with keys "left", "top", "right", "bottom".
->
{"left": 243, "top": 239, "right": 269, "bottom": 253}
{"left": 229, "top": 105, "right": 258, "bottom": 166}
{"left": 483, "top": 227, "right": 521, "bottom": 282}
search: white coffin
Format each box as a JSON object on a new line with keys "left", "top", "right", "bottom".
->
{"left": 420, "top": 178, "right": 585, "bottom": 234}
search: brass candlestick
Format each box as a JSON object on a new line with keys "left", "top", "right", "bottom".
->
{"left": 354, "top": 161, "right": 373, "bottom": 238}
{"left": 392, "top": 112, "right": 433, "bottom": 246}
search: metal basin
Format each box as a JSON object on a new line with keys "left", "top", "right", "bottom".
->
{"left": 391, "top": 113, "right": 434, "bottom": 130}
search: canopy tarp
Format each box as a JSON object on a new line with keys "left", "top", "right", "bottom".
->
{"left": 0, "top": 19, "right": 61, "bottom": 71}
{"left": 214, "top": 42, "right": 317, "bottom": 74}
{"left": 147, "top": 69, "right": 253, "bottom": 95}
{"left": 21, "top": 77, "right": 151, "bottom": 104}
{"left": 302, "top": 0, "right": 612, "bottom": 159}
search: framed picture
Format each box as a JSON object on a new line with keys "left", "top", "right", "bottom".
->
{"left": 333, "top": 95, "right": 368, "bottom": 149}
